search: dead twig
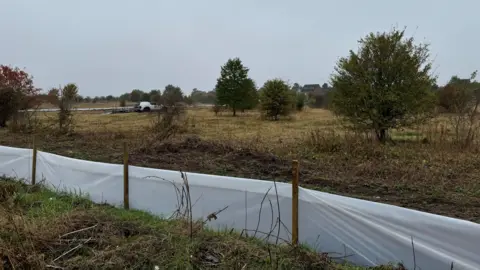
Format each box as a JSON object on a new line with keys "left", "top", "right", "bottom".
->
{"left": 272, "top": 179, "right": 281, "bottom": 245}
{"left": 180, "top": 171, "right": 193, "bottom": 239}
{"left": 46, "top": 264, "right": 65, "bottom": 269}
{"left": 53, "top": 237, "right": 92, "bottom": 263}
{"left": 411, "top": 236, "right": 416, "bottom": 270}
{"left": 241, "top": 229, "right": 290, "bottom": 244}
{"left": 59, "top": 224, "right": 98, "bottom": 238}
{"left": 244, "top": 190, "right": 248, "bottom": 237}
{"left": 204, "top": 206, "right": 229, "bottom": 223}
{"left": 253, "top": 186, "right": 272, "bottom": 238}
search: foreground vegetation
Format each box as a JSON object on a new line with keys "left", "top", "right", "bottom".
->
{"left": 0, "top": 177, "right": 403, "bottom": 269}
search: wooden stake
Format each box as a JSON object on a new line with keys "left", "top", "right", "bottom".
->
{"left": 292, "top": 160, "right": 299, "bottom": 246}
{"left": 32, "top": 135, "right": 37, "bottom": 185}
{"left": 123, "top": 141, "right": 129, "bottom": 209}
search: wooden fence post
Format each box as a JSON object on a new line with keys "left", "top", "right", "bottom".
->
{"left": 292, "top": 160, "right": 299, "bottom": 246}
{"left": 32, "top": 135, "right": 37, "bottom": 185}
{"left": 123, "top": 141, "right": 129, "bottom": 209}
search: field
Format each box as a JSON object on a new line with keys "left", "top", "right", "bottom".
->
{"left": 3, "top": 177, "right": 394, "bottom": 269}
{"left": 1, "top": 105, "right": 479, "bottom": 223}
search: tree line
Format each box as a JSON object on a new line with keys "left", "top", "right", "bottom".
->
{"left": 37, "top": 85, "right": 218, "bottom": 107}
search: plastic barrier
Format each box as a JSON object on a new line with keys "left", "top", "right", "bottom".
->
{"left": 0, "top": 145, "right": 479, "bottom": 270}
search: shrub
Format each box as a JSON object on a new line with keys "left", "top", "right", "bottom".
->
{"left": 163, "top": 85, "right": 184, "bottom": 106}
{"left": 295, "top": 92, "right": 307, "bottom": 111}
{"left": 331, "top": 27, "right": 437, "bottom": 142}
{"left": 47, "top": 83, "right": 79, "bottom": 134}
{"left": 149, "top": 104, "right": 188, "bottom": 141}
{"left": 259, "top": 79, "right": 295, "bottom": 120}
{"left": 442, "top": 71, "right": 480, "bottom": 146}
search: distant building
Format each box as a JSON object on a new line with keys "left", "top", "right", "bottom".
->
{"left": 301, "top": 84, "right": 321, "bottom": 93}
{"left": 302, "top": 84, "right": 332, "bottom": 96}
{"left": 301, "top": 83, "right": 333, "bottom": 108}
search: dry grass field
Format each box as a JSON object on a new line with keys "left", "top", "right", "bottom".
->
{"left": 1, "top": 105, "right": 479, "bottom": 223}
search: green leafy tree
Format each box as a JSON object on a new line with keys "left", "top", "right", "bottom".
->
{"left": 62, "top": 83, "right": 79, "bottom": 104}
{"left": 130, "top": 89, "right": 143, "bottom": 102}
{"left": 331, "top": 28, "right": 436, "bottom": 142}
{"left": 149, "top": 89, "right": 162, "bottom": 104}
{"left": 239, "top": 78, "right": 258, "bottom": 111}
{"left": 295, "top": 92, "right": 307, "bottom": 111}
{"left": 190, "top": 88, "right": 204, "bottom": 104}
{"left": 47, "top": 83, "right": 79, "bottom": 133}
{"left": 259, "top": 79, "right": 295, "bottom": 120}
{"left": 184, "top": 95, "right": 193, "bottom": 105}
{"left": 119, "top": 93, "right": 130, "bottom": 102}
{"left": 141, "top": 92, "right": 150, "bottom": 102}
{"left": 163, "top": 84, "right": 184, "bottom": 106}
{"left": 149, "top": 89, "right": 161, "bottom": 96}
{"left": 47, "top": 83, "right": 78, "bottom": 109}
{"left": 438, "top": 75, "right": 477, "bottom": 113}
{"left": 215, "top": 58, "right": 253, "bottom": 116}
{"left": 191, "top": 89, "right": 216, "bottom": 104}
{"left": 439, "top": 71, "right": 480, "bottom": 145}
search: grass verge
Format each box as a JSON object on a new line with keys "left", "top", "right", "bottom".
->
{"left": 0, "top": 177, "right": 403, "bottom": 269}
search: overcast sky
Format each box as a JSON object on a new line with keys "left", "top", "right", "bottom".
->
{"left": 1, "top": 0, "right": 478, "bottom": 97}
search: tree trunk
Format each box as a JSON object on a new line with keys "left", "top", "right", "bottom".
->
{"left": 232, "top": 106, "right": 236, "bottom": 116}
{"left": 375, "top": 128, "right": 387, "bottom": 143}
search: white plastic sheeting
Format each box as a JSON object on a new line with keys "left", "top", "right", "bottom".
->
{"left": 0, "top": 145, "right": 479, "bottom": 270}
